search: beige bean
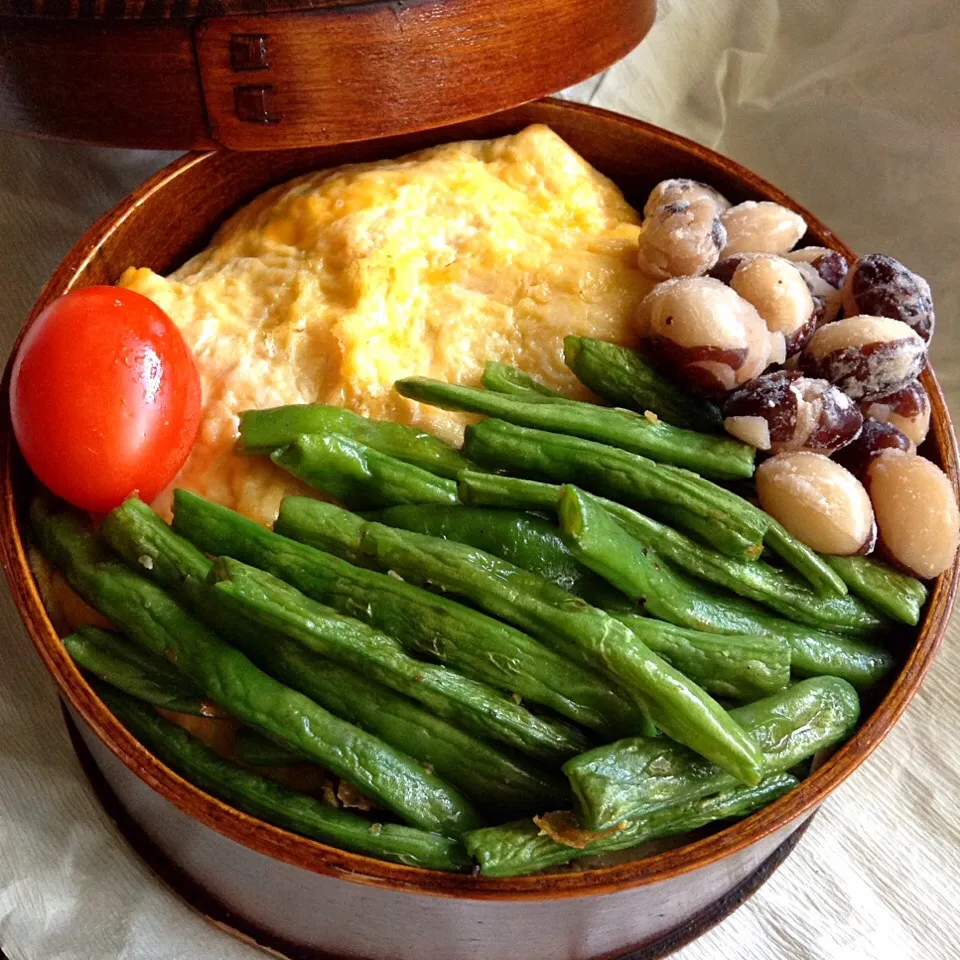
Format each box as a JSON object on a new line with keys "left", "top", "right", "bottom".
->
{"left": 723, "top": 370, "right": 862, "bottom": 454}
{"left": 790, "top": 260, "right": 844, "bottom": 328}
{"left": 866, "top": 449, "right": 959, "bottom": 578}
{"left": 729, "top": 256, "right": 816, "bottom": 355}
{"left": 843, "top": 253, "right": 934, "bottom": 342}
{"left": 756, "top": 451, "right": 876, "bottom": 556}
{"left": 860, "top": 380, "right": 931, "bottom": 447}
{"left": 636, "top": 198, "right": 726, "bottom": 280}
{"left": 798, "top": 315, "right": 927, "bottom": 401}
{"left": 720, "top": 201, "right": 807, "bottom": 257}
{"left": 635, "top": 277, "right": 780, "bottom": 395}
{"left": 643, "top": 178, "right": 732, "bottom": 219}
{"left": 834, "top": 419, "right": 914, "bottom": 480}
{"left": 783, "top": 247, "right": 849, "bottom": 290}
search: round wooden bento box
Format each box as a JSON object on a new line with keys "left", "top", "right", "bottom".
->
{"left": 1, "top": 41, "right": 957, "bottom": 960}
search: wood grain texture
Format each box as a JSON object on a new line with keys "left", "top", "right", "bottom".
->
{"left": 0, "top": 0, "right": 656, "bottom": 150}
{"left": 0, "top": 19, "right": 214, "bottom": 149}
{"left": 3, "top": 0, "right": 382, "bottom": 19}
{"left": 0, "top": 97, "right": 955, "bottom": 922}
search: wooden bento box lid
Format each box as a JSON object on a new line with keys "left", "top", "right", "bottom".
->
{"left": 0, "top": 0, "right": 656, "bottom": 151}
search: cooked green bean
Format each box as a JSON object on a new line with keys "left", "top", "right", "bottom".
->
{"left": 33, "top": 499, "right": 479, "bottom": 836}
{"left": 104, "top": 497, "right": 573, "bottom": 807}
{"left": 368, "top": 503, "right": 788, "bottom": 702}
{"left": 239, "top": 403, "right": 470, "bottom": 479}
{"left": 234, "top": 728, "right": 307, "bottom": 767}
{"left": 101, "top": 497, "right": 212, "bottom": 582}
{"left": 100, "top": 686, "right": 472, "bottom": 871}
{"left": 482, "top": 363, "right": 572, "bottom": 401}
{"left": 270, "top": 433, "right": 457, "bottom": 508}
{"left": 466, "top": 772, "right": 797, "bottom": 877}
{"left": 825, "top": 555, "right": 928, "bottom": 626}
{"left": 277, "top": 495, "right": 371, "bottom": 566}
{"left": 611, "top": 615, "right": 789, "bottom": 702}
{"left": 177, "top": 491, "right": 646, "bottom": 738}
{"left": 762, "top": 520, "right": 848, "bottom": 599}
{"left": 356, "top": 521, "right": 767, "bottom": 785}
{"left": 558, "top": 486, "right": 895, "bottom": 690}
{"left": 604, "top": 505, "right": 876, "bottom": 636}
{"left": 209, "top": 556, "right": 589, "bottom": 764}
{"left": 563, "top": 336, "right": 724, "bottom": 432}
{"left": 456, "top": 473, "right": 875, "bottom": 635}
{"left": 564, "top": 676, "right": 860, "bottom": 829}
{"left": 63, "top": 626, "right": 226, "bottom": 718}
{"left": 462, "top": 419, "right": 766, "bottom": 558}
{"left": 458, "top": 471, "right": 560, "bottom": 510}
{"left": 396, "top": 377, "right": 754, "bottom": 480}
{"left": 205, "top": 609, "right": 567, "bottom": 814}
{"left": 458, "top": 466, "right": 843, "bottom": 599}
{"left": 369, "top": 504, "right": 625, "bottom": 607}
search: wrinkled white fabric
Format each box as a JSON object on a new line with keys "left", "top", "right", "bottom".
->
{"left": 1, "top": 1, "right": 959, "bottom": 956}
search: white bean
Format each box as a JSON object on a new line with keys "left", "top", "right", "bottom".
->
{"left": 866, "top": 449, "right": 959, "bottom": 578}
{"left": 798, "top": 315, "right": 927, "bottom": 401}
{"left": 720, "top": 201, "right": 807, "bottom": 257}
{"left": 635, "top": 277, "right": 779, "bottom": 395}
{"left": 860, "top": 381, "right": 931, "bottom": 447}
{"left": 643, "top": 178, "right": 732, "bottom": 218}
{"left": 636, "top": 198, "right": 727, "bottom": 280}
{"left": 756, "top": 451, "right": 876, "bottom": 555}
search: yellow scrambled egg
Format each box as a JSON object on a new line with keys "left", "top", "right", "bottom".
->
{"left": 119, "top": 125, "right": 652, "bottom": 524}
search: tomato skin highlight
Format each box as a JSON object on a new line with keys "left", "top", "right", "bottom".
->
{"left": 10, "top": 286, "right": 201, "bottom": 512}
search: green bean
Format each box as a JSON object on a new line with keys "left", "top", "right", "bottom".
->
{"left": 396, "top": 377, "right": 754, "bottom": 481}
{"left": 564, "top": 676, "right": 859, "bottom": 829}
{"left": 209, "top": 556, "right": 589, "bottom": 765}
{"left": 33, "top": 499, "right": 479, "bottom": 837}
{"left": 825, "top": 555, "right": 928, "bottom": 626}
{"left": 458, "top": 472, "right": 561, "bottom": 511}
{"left": 176, "top": 491, "right": 645, "bottom": 738}
{"left": 270, "top": 434, "right": 457, "bottom": 508}
{"left": 611, "top": 615, "right": 789, "bottom": 702}
{"left": 277, "top": 495, "right": 371, "bottom": 566}
{"left": 482, "top": 363, "right": 572, "bottom": 401}
{"left": 369, "top": 504, "right": 624, "bottom": 607}
{"left": 462, "top": 419, "right": 767, "bottom": 558}
{"left": 103, "top": 497, "right": 573, "bottom": 807}
{"left": 100, "top": 686, "right": 472, "bottom": 871}
{"left": 456, "top": 473, "right": 875, "bottom": 635}
{"left": 557, "top": 486, "right": 895, "bottom": 690}
{"left": 369, "top": 503, "right": 788, "bottom": 702}
{"left": 563, "top": 336, "right": 724, "bottom": 432}
{"left": 277, "top": 497, "right": 652, "bottom": 741}
{"left": 102, "top": 497, "right": 213, "bottom": 582}
{"left": 603, "top": 506, "right": 877, "bottom": 636}
{"left": 356, "top": 521, "right": 766, "bottom": 786}
{"left": 239, "top": 403, "right": 470, "bottom": 479}
{"left": 234, "top": 728, "right": 307, "bottom": 767}
{"left": 466, "top": 773, "right": 797, "bottom": 877}
{"left": 203, "top": 607, "right": 566, "bottom": 814}
{"left": 63, "top": 626, "right": 227, "bottom": 718}
{"left": 458, "top": 467, "right": 843, "bottom": 599}
{"left": 762, "top": 520, "right": 848, "bottom": 599}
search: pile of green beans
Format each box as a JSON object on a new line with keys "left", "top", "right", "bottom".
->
{"left": 101, "top": 685, "right": 472, "bottom": 871}
{"left": 34, "top": 346, "right": 930, "bottom": 877}
{"left": 35, "top": 499, "right": 479, "bottom": 837}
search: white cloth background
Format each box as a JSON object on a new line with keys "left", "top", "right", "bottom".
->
{"left": 2, "top": 0, "right": 959, "bottom": 956}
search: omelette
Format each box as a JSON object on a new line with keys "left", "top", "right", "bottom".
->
{"left": 120, "top": 125, "right": 652, "bottom": 523}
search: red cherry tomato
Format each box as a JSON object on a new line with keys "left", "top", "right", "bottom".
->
{"left": 10, "top": 286, "right": 201, "bottom": 512}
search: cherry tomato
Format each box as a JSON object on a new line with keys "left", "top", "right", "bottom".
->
{"left": 10, "top": 286, "right": 201, "bottom": 512}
